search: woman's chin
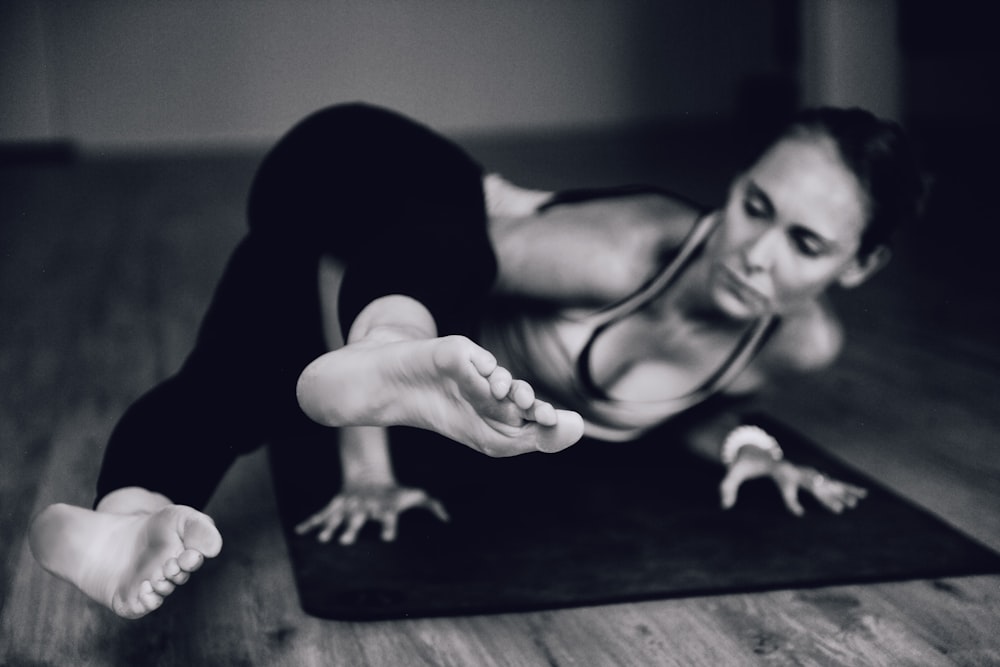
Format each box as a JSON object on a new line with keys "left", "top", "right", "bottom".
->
{"left": 712, "top": 288, "right": 769, "bottom": 321}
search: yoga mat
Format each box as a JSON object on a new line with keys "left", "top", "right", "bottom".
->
{"left": 268, "top": 415, "right": 1000, "bottom": 621}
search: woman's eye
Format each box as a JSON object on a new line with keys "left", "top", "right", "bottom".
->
{"left": 791, "top": 231, "right": 824, "bottom": 257}
{"left": 743, "top": 198, "right": 766, "bottom": 218}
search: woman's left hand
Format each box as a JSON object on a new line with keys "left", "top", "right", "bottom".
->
{"left": 294, "top": 483, "right": 449, "bottom": 545}
{"left": 719, "top": 446, "right": 868, "bottom": 516}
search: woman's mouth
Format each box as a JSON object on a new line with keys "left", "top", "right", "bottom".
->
{"left": 717, "top": 264, "right": 769, "bottom": 310}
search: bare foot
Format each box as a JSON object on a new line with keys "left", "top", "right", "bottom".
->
{"left": 297, "top": 335, "right": 584, "bottom": 456}
{"left": 29, "top": 503, "right": 223, "bottom": 619}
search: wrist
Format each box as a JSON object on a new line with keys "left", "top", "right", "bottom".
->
{"left": 720, "top": 425, "right": 783, "bottom": 466}
{"left": 342, "top": 465, "right": 396, "bottom": 488}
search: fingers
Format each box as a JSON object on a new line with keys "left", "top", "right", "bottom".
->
{"left": 338, "top": 512, "right": 367, "bottom": 545}
{"left": 380, "top": 512, "right": 398, "bottom": 542}
{"left": 722, "top": 451, "right": 873, "bottom": 518}
{"left": 375, "top": 495, "right": 449, "bottom": 542}
{"left": 840, "top": 481, "right": 868, "bottom": 505}
{"left": 424, "top": 497, "right": 450, "bottom": 523}
{"left": 777, "top": 476, "right": 805, "bottom": 517}
{"left": 719, "top": 464, "right": 750, "bottom": 510}
{"left": 295, "top": 504, "right": 348, "bottom": 544}
{"left": 806, "top": 473, "right": 868, "bottom": 514}
{"left": 295, "top": 497, "right": 344, "bottom": 536}
{"left": 810, "top": 475, "right": 844, "bottom": 514}
{"left": 295, "top": 489, "right": 451, "bottom": 546}
{"left": 318, "top": 515, "right": 345, "bottom": 543}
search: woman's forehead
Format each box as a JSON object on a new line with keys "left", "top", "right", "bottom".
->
{"left": 745, "top": 136, "right": 868, "bottom": 240}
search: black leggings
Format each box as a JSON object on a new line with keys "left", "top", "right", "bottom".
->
{"left": 95, "top": 103, "right": 497, "bottom": 509}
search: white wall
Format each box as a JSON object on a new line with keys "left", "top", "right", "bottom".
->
{"left": 0, "top": 0, "right": 56, "bottom": 140}
{"left": 1, "top": 0, "right": 784, "bottom": 150}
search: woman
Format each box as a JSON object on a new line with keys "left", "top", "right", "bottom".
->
{"left": 29, "top": 103, "right": 925, "bottom": 618}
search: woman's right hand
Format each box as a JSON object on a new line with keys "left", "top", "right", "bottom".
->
{"left": 294, "top": 483, "right": 449, "bottom": 545}
{"left": 719, "top": 446, "right": 867, "bottom": 516}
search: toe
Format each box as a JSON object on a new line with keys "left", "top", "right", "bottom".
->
{"left": 177, "top": 548, "right": 206, "bottom": 573}
{"left": 177, "top": 509, "right": 223, "bottom": 558}
{"left": 138, "top": 580, "right": 164, "bottom": 614}
{"left": 488, "top": 367, "right": 513, "bottom": 399}
{"left": 530, "top": 401, "right": 557, "bottom": 426}
{"left": 164, "top": 559, "right": 191, "bottom": 585}
{"left": 151, "top": 577, "right": 176, "bottom": 596}
{"left": 536, "top": 410, "right": 585, "bottom": 453}
{"left": 509, "top": 380, "right": 535, "bottom": 410}
{"left": 466, "top": 342, "right": 498, "bottom": 377}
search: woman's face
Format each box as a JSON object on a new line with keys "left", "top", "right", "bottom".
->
{"left": 705, "top": 134, "right": 877, "bottom": 319}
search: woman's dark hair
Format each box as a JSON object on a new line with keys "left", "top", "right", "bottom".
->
{"left": 775, "top": 107, "right": 926, "bottom": 259}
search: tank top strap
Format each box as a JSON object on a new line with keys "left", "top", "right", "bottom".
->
{"left": 574, "top": 211, "right": 778, "bottom": 407}
{"left": 690, "top": 314, "right": 779, "bottom": 398}
{"left": 589, "top": 211, "right": 720, "bottom": 329}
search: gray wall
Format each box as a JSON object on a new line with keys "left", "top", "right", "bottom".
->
{"left": 2, "top": 0, "right": 789, "bottom": 150}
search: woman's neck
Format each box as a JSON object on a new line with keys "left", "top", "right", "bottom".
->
{"left": 650, "top": 250, "right": 749, "bottom": 334}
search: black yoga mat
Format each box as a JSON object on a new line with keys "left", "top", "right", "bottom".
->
{"left": 268, "top": 415, "right": 1000, "bottom": 621}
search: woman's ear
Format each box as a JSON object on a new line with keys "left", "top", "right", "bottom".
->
{"left": 838, "top": 245, "right": 892, "bottom": 289}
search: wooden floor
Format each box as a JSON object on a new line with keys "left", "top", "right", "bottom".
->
{"left": 1, "top": 126, "right": 999, "bottom": 666}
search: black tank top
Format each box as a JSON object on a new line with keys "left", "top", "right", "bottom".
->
{"left": 539, "top": 187, "right": 777, "bottom": 426}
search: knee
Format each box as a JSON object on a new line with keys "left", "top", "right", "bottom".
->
{"left": 297, "top": 101, "right": 405, "bottom": 141}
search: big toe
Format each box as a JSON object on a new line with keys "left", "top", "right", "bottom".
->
{"left": 176, "top": 508, "right": 223, "bottom": 558}
{"left": 535, "top": 410, "right": 585, "bottom": 453}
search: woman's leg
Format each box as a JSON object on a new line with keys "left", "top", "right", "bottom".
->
{"left": 245, "top": 102, "right": 500, "bottom": 338}
{"left": 250, "top": 102, "right": 584, "bottom": 456}
{"left": 29, "top": 232, "right": 317, "bottom": 619}
{"left": 28, "top": 103, "right": 583, "bottom": 618}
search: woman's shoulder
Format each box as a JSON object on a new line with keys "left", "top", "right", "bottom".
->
{"left": 763, "top": 298, "right": 845, "bottom": 373}
{"left": 782, "top": 299, "right": 845, "bottom": 371}
{"left": 727, "top": 302, "right": 842, "bottom": 397}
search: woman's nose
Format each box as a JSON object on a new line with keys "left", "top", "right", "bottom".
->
{"left": 742, "top": 229, "right": 779, "bottom": 273}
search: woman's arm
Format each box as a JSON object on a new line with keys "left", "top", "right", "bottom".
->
{"left": 294, "top": 256, "right": 449, "bottom": 545}
{"left": 674, "top": 392, "right": 866, "bottom": 516}
{"left": 294, "top": 426, "right": 449, "bottom": 544}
